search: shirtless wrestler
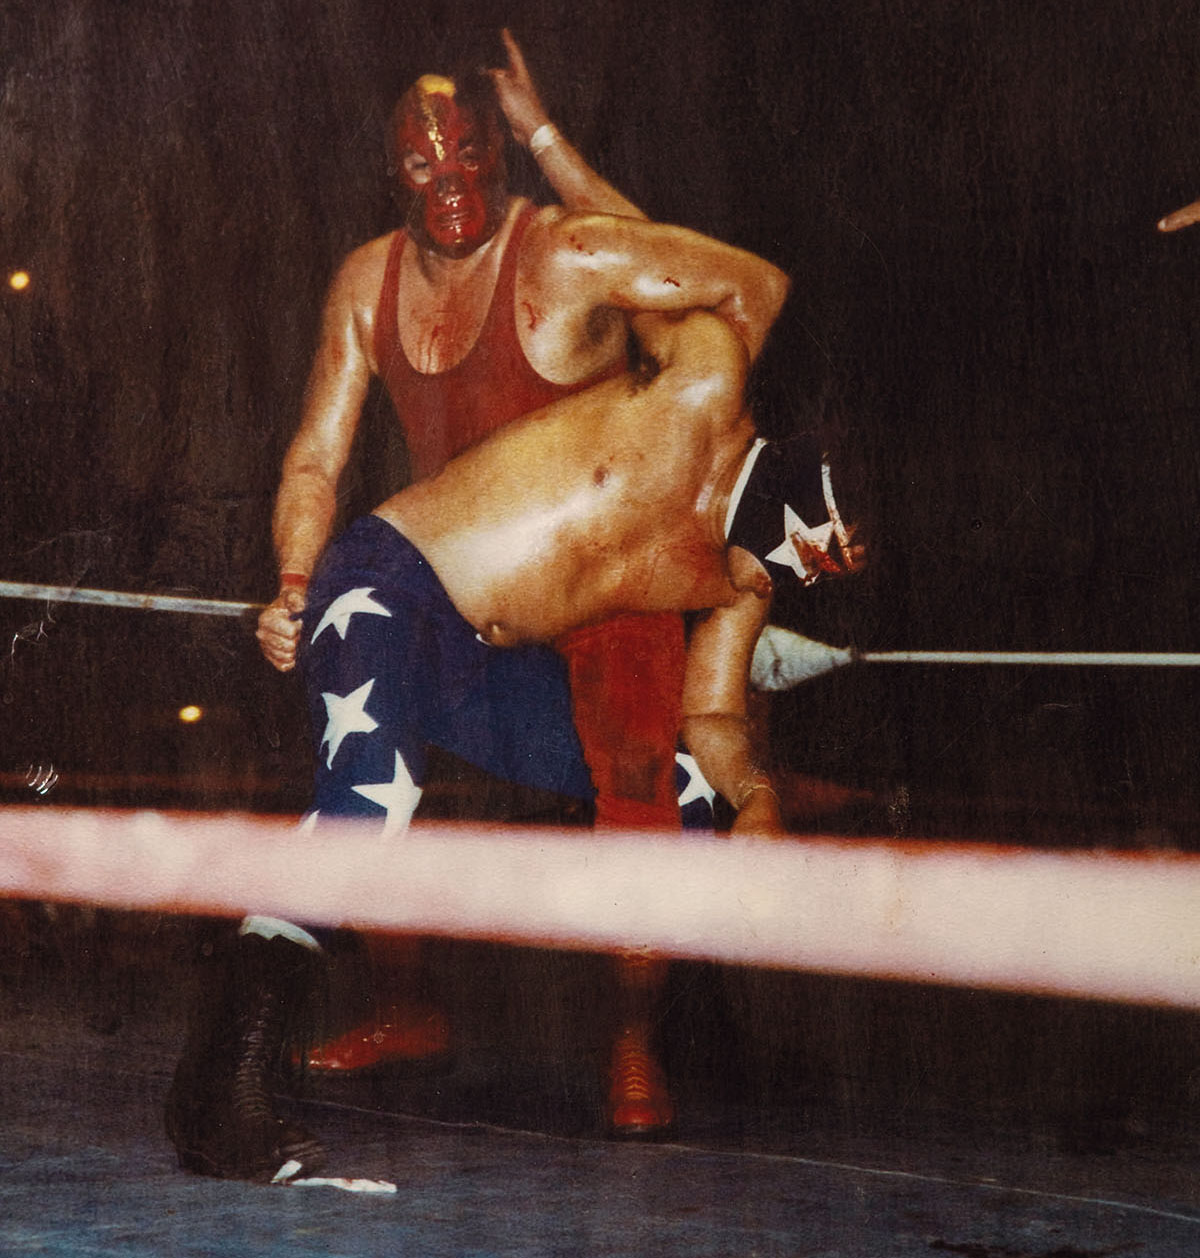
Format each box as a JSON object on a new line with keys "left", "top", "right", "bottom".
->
{"left": 253, "top": 32, "right": 788, "bottom": 1134}
{"left": 166, "top": 305, "right": 865, "bottom": 1184}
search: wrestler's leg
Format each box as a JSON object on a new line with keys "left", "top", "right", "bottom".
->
{"left": 294, "top": 546, "right": 452, "bottom": 1072}
{"left": 559, "top": 612, "right": 685, "bottom": 1138}
{"left": 166, "top": 525, "right": 433, "bottom": 1176}
{"left": 164, "top": 919, "right": 325, "bottom": 1182}
{"left": 560, "top": 612, "right": 685, "bottom": 832}
{"left": 300, "top": 576, "right": 427, "bottom": 832}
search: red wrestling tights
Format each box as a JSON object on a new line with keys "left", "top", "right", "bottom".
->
{"left": 557, "top": 613, "right": 686, "bottom": 833}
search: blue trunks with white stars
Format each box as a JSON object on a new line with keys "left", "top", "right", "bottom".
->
{"left": 300, "top": 515, "right": 596, "bottom": 830}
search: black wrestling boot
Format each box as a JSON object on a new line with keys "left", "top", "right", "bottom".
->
{"left": 165, "top": 929, "right": 325, "bottom": 1183}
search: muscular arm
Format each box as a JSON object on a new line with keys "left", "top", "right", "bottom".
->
{"left": 495, "top": 28, "right": 787, "bottom": 365}
{"left": 681, "top": 550, "right": 782, "bottom": 836}
{"left": 535, "top": 211, "right": 790, "bottom": 364}
{"left": 490, "top": 28, "right": 646, "bottom": 220}
{"left": 256, "top": 251, "right": 375, "bottom": 671}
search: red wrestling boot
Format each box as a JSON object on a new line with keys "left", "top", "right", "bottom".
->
{"left": 606, "top": 952, "right": 675, "bottom": 1139}
{"left": 302, "top": 933, "right": 450, "bottom": 1073}
{"left": 557, "top": 614, "right": 685, "bottom": 1137}
{"left": 608, "top": 1023, "right": 676, "bottom": 1139}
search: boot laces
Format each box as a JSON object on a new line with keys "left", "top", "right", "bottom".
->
{"left": 230, "top": 996, "right": 279, "bottom": 1121}
{"left": 611, "top": 1028, "right": 661, "bottom": 1102}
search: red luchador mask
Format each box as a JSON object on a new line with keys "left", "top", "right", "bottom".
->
{"left": 393, "top": 75, "right": 507, "bottom": 258}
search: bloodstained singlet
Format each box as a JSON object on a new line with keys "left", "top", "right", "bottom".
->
{"left": 372, "top": 203, "right": 686, "bottom": 831}
{"left": 374, "top": 204, "right": 591, "bottom": 480}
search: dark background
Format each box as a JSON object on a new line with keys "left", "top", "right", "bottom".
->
{"left": 1, "top": 0, "right": 1198, "bottom": 837}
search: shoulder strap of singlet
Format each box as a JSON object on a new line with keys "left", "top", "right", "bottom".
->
{"left": 457, "top": 201, "right": 538, "bottom": 372}
{"left": 479, "top": 201, "right": 539, "bottom": 348}
{"left": 373, "top": 229, "right": 406, "bottom": 373}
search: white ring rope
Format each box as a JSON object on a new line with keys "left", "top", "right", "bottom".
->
{"left": 3, "top": 584, "right": 1197, "bottom": 674}
{"left": 750, "top": 626, "right": 1200, "bottom": 689}
{"left": 3, "top": 807, "right": 1199, "bottom": 1009}
{"left": 0, "top": 580, "right": 258, "bottom": 617}
{"left": 862, "top": 649, "right": 1200, "bottom": 667}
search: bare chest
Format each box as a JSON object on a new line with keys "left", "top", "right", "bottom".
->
{"left": 617, "top": 527, "right": 737, "bottom": 612}
{"left": 554, "top": 468, "right": 736, "bottom": 618}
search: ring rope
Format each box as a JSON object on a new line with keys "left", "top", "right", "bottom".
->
{"left": 3, "top": 807, "right": 1199, "bottom": 1009}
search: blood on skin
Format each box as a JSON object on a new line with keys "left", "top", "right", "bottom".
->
{"left": 522, "top": 300, "right": 540, "bottom": 330}
{"left": 416, "top": 322, "right": 445, "bottom": 369}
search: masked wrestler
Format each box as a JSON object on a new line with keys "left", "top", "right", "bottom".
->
{"left": 253, "top": 31, "right": 788, "bottom": 1137}
{"left": 167, "top": 303, "right": 865, "bottom": 1183}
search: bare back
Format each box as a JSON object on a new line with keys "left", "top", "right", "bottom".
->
{"left": 375, "top": 311, "right": 757, "bottom": 644}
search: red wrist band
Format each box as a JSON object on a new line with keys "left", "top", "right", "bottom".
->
{"left": 280, "top": 572, "right": 309, "bottom": 589}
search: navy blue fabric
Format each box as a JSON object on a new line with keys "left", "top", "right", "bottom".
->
{"left": 676, "top": 753, "right": 716, "bottom": 832}
{"left": 301, "top": 515, "right": 595, "bottom": 821}
{"left": 726, "top": 437, "right": 828, "bottom": 568}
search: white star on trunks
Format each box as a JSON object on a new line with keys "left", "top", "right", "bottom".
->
{"left": 320, "top": 678, "right": 379, "bottom": 768}
{"left": 764, "top": 504, "right": 837, "bottom": 585}
{"left": 353, "top": 750, "right": 421, "bottom": 836}
{"left": 311, "top": 587, "right": 391, "bottom": 644}
{"left": 675, "top": 751, "right": 717, "bottom": 809}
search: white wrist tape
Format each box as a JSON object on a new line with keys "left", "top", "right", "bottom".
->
{"left": 529, "top": 123, "right": 560, "bottom": 157}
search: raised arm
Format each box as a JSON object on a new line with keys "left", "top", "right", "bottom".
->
{"left": 681, "top": 550, "right": 782, "bottom": 837}
{"left": 489, "top": 28, "right": 646, "bottom": 220}
{"left": 496, "top": 28, "right": 788, "bottom": 363}
{"left": 255, "top": 248, "right": 376, "bottom": 671}
{"left": 533, "top": 211, "right": 790, "bottom": 364}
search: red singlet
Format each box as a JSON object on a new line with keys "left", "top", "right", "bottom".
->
{"left": 373, "top": 202, "right": 685, "bottom": 832}
{"left": 374, "top": 204, "right": 589, "bottom": 480}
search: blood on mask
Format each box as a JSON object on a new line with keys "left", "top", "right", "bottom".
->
{"left": 393, "top": 76, "right": 507, "bottom": 257}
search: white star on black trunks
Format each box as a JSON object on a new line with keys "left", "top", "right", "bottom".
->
{"left": 765, "top": 504, "right": 837, "bottom": 585}
{"left": 352, "top": 750, "right": 422, "bottom": 836}
{"left": 320, "top": 678, "right": 379, "bottom": 768}
{"left": 675, "top": 751, "right": 717, "bottom": 809}
{"left": 311, "top": 587, "right": 391, "bottom": 644}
